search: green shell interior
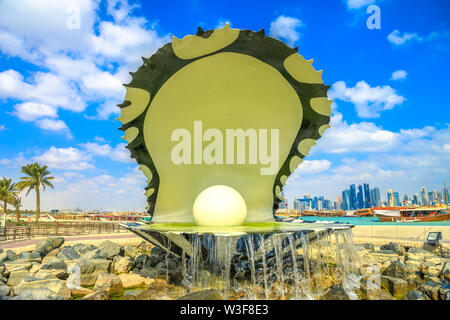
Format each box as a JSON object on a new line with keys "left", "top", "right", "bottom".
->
{"left": 118, "top": 24, "right": 331, "bottom": 223}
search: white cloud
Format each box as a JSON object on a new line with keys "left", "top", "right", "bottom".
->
{"left": 296, "top": 160, "right": 331, "bottom": 174}
{"left": 329, "top": 80, "right": 405, "bottom": 118}
{"left": 387, "top": 29, "right": 449, "bottom": 46}
{"left": 0, "top": 0, "right": 98, "bottom": 57}
{"left": 91, "top": 18, "right": 170, "bottom": 65}
{"left": 315, "top": 111, "right": 399, "bottom": 153}
{"left": 79, "top": 142, "right": 133, "bottom": 163}
{"left": 35, "top": 119, "right": 72, "bottom": 138}
{"left": 34, "top": 146, "right": 93, "bottom": 170}
{"left": 106, "top": 0, "right": 140, "bottom": 23}
{"left": 391, "top": 70, "right": 407, "bottom": 80}
{"left": 345, "top": 0, "right": 376, "bottom": 9}
{"left": 0, "top": 69, "right": 85, "bottom": 112}
{"left": 269, "top": 15, "right": 303, "bottom": 46}
{"left": 387, "top": 30, "right": 421, "bottom": 45}
{"left": 13, "top": 102, "right": 57, "bottom": 121}
{"left": 0, "top": 0, "right": 171, "bottom": 130}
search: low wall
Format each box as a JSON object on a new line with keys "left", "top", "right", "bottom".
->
{"left": 352, "top": 225, "right": 450, "bottom": 242}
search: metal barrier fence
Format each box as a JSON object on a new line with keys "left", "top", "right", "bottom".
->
{"left": 0, "top": 222, "right": 128, "bottom": 241}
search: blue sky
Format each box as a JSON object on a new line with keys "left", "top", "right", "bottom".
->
{"left": 0, "top": 0, "right": 449, "bottom": 211}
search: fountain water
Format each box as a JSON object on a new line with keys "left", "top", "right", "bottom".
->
{"left": 124, "top": 221, "right": 361, "bottom": 300}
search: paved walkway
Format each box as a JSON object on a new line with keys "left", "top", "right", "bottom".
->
{"left": 0, "top": 233, "right": 139, "bottom": 250}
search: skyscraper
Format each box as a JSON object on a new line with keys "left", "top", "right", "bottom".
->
{"left": 413, "top": 193, "right": 419, "bottom": 205}
{"left": 428, "top": 192, "right": 433, "bottom": 205}
{"left": 350, "top": 184, "right": 357, "bottom": 210}
{"left": 279, "top": 191, "right": 288, "bottom": 209}
{"left": 393, "top": 192, "right": 400, "bottom": 207}
{"left": 403, "top": 193, "right": 409, "bottom": 205}
{"left": 363, "top": 183, "right": 371, "bottom": 208}
{"left": 371, "top": 187, "right": 381, "bottom": 207}
{"left": 342, "top": 189, "right": 350, "bottom": 210}
{"left": 387, "top": 189, "right": 395, "bottom": 207}
{"left": 421, "top": 187, "right": 428, "bottom": 206}
{"left": 357, "top": 185, "right": 364, "bottom": 209}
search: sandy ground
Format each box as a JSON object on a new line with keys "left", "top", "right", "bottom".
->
{"left": 0, "top": 233, "right": 143, "bottom": 253}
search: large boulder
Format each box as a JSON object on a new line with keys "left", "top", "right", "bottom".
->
{"left": 382, "top": 261, "right": 422, "bottom": 289}
{"left": 81, "top": 289, "right": 109, "bottom": 300}
{"left": 16, "top": 288, "right": 65, "bottom": 300}
{"left": 56, "top": 246, "right": 80, "bottom": 261}
{"left": 35, "top": 237, "right": 65, "bottom": 257}
{"left": 177, "top": 289, "right": 223, "bottom": 300}
{"left": 420, "top": 281, "right": 441, "bottom": 300}
{"left": 70, "top": 287, "right": 94, "bottom": 298}
{"left": 7, "top": 269, "right": 30, "bottom": 286}
{"left": 0, "top": 250, "right": 17, "bottom": 264}
{"left": 381, "top": 276, "right": 408, "bottom": 298}
{"left": 18, "top": 251, "right": 42, "bottom": 263}
{"left": 75, "top": 258, "right": 111, "bottom": 286}
{"left": 98, "top": 240, "right": 123, "bottom": 259}
{"left": 118, "top": 273, "right": 154, "bottom": 289}
{"left": 439, "top": 283, "right": 450, "bottom": 300}
{"left": 40, "top": 257, "right": 67, "bottom": 270}
{"left": 402, "top": 290, "right": 430, "bottom": 300}
{"left": 40, "top": 248, "right": 60, "bottom": 265}
{"left": 72, "top": 243, "right": 97, "bottom": 255}
{"left": 406, "top": 248, "right": 435, "bottom": 262}
{"left": 319, "top": 285, "right": 350, "bottom": 300}
{"left": 439, "top": 262, "right": 450, "bottom": 283}
{"left": 2, "top": 260, "right": 32, "bottom": 276}
{"left": 82, "top": 249, "right": 109, "bottom": 260}
{"left": 93, "top": 272, "right": 124, "bottom": 296}
{"left": 14, "top": 277, "right": 71, "bottom": 299}
{"left": 124, "top": 245, "right": 139, "bottom": 259}
{"left": 33, "top": 269, "right": 67, "bottom": 280}
{"left": 0, "top": 282, "right": 11, "bottom": 297}
{"left": 419, "top": 261, "right": 442, "bottom": 278}
{"left": 112, "top": 256, "right": 133, "bottom": 274}
{"left": 380, "top": 242, "right": 404, "bottom": 256}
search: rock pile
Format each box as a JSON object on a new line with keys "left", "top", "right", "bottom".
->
{"left": 355, "top": 241, "right": 449, "bottom": 300}
{"left": 0, "top": 237, "right": 185, "bottom": 300}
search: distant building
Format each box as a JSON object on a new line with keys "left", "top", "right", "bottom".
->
{"left": 357, "top": 185, "right": 364, "bottom": 209}
{"left": 363, "top": 183, "right": 371, "bottom": 208}
{"left": 342, "top": 189, "right": 350, "bottom": 210}
{"left": 428, "top": 191, "right": 434, "bottom": 205}
{"left": 387, "top": 189, "right": 395, "bottom": 207}
{"left": 296, "top": 196, "right": 313, "bottom": 210}
{"left": 350, "top": 184, "right": 357, "bottom": 210}
{"left": 413, "top": 193, "right": 419, "bottom": 205}
{"left": 371, "top": 187, "right": 381, "bottom": 207}
{"left": 393, "top": 192, "right": 400, "bottom": 206}
{"left": 403, "top": 193, "right": 409, "bottom": 205}
{"left": 279, "top": 191, "right": 288, "bottom": 209}
{"left": 421, "top": 187, "right": 428, "bottom": 206}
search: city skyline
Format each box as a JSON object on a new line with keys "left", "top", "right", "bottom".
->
{"left": 286, "top": 181, "right": 449, "bottom": 211}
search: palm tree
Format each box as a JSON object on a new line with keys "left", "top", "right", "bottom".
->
{"left": 11, "top": 194, "right": 22, "bottom": 223}
{"left": 16, "top": 163, "right": 54, "bottom": 223}
{"left": 0, "top": 177, "right": 16, "bottom": 221}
